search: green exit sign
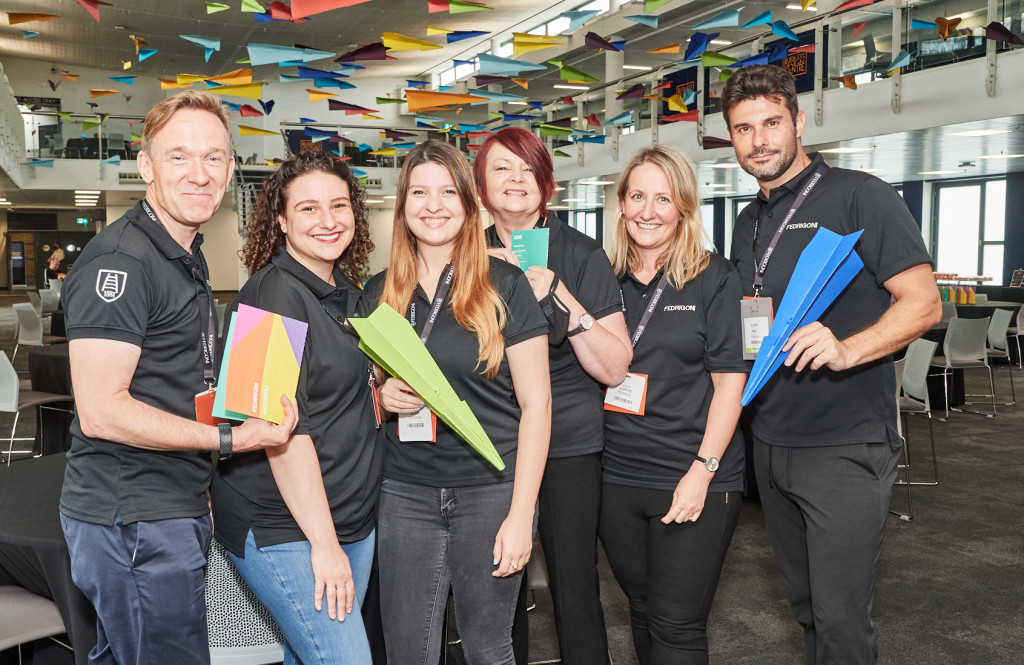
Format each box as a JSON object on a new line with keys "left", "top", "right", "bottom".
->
{"left": 76, "top": 217, "right": 90, "bottom": 225}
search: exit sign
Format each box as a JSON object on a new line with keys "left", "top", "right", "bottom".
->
{"left": 76, "top": 217, "right": 90, "bottom": 225}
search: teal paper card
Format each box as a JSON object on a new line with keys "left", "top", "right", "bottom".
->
{"left": 510, "top": 227, "right": 549, "bottom": 271}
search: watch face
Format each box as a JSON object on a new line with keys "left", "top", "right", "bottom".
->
{"left": 580, "top": 313, "right": 594, "bottom": 329}
{"left": 706, "top": 457, "right": 720, "bottom": 472}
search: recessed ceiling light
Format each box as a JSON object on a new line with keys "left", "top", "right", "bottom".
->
{"left": 75, "top": 190, "right": 101, "bottom": 194}
{"left": 0, "top": 201, "right": 11, "bottom": 206}
{"left": 382, "top": 195, "right": 396, "bottom": 199}
{"left": 554, "top": 84, "right": 590, "bottom": 90}
{"left": 365, "top": 199, "right": 384, "bottom": 204}
{"left": 708, "top": 190, "right": 737, "bottom": 195}
{"left": 945, "top": 129, "right": 1012, "bottom": 137}
{"left": 582, "top": 180, "right": 615, "bottom": 186}
{"left": 622, "top": 65, "right": 652, "bottom": 71}
{"left": 563, "top": 198, "right": 583, "bottom": 202}
{"left": 554, "top": 186, "right": 566, "bottom": 191}
{"left": 785, "top": 4, "right": 816, "bottom": 9}
{"left": 976, "top": 154, "right": 1024, "bottom": 159}
{"left": 918, "top": 170, "right": 960, "bottom": 175}
{"left": 818, "top": 147, "right": 873, "bottom": 154}
{"left": 703, "top": 184, "right": 732, "bottom": 188}
{"left": 707, "top": 163, "right": 741, "bottom": 169}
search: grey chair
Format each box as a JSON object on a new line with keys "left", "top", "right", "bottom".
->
{"left": 986, "top": 309, "right": 1016, "bottom": 405}
{"left": 39, "top": 288, "right": 60, "bottom": 316}
{"left": 1008, "top": 307, "right": 1022, "bottom": 370}
{"left": 890, "top": 359, "right": 913, "bottom": 521}
{"left": 0, "top": 586, "right": 70, "bottom": 660}
{"left": 940, "top": 301, "right": 958, "bottom": 323}
{"left": 898, "top": 339, "right": 939, "bottom": 487}
{"left": 47, "top": 135, "right": 66, "bottom": 158}
{"left": 929, "top": 316, "right": 996, "bottom": 418}
{"left": 27, "top": 292, "right": 43, "bottom": 319}
{"left": 12, "top": 304, "right": 64, "bottom": 362}
{"left": 0, "top": 350, "right": 73, "bottom": 466}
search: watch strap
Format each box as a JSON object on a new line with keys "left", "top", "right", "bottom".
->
{"left": 218, "top": 423, "right": 233, "bottom": 462}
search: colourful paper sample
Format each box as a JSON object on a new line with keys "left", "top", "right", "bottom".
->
{"left": 510, "top": 228, "right": 549, "bottom": 271}
{"left": 350, "top": 304, "right": 505, "bottom": 470}
{"left": 219, "top": 304, "right": 307, "bottom": 424}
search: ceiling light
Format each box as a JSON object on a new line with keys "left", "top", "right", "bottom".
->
{"left": 945, "top": 129, "right": 1012, "bottom": 137}
{"left": 622, "top": 65, "right": 652, "bottom": 71}
{"left": 818, "top": 147, "right": 873, "bottom": 154}
{"left": 918, "top": 170, "right": 960, "bottom": 175}
{"left": 976, "top": 154, "right": 1024, "bottom": 159}
{"left": 786, "top": 4, "right": 816, "bottom": 9}
{"left": 563, "top": 198, "right": 583, "bottom": 202}
{"left": 0, "top": 201, "right": 11, "bottom": 206}
{"left": 382, "top": 195, "right": 396, "bottom": 199}
{"left": 707, "top": 190, "right": 737, "bottom": 195}
{"left": 707, "top": 163, "right": 741, "bottom": 169}
{"left": 709, "top": 39, "right": 732, "bottom": 45}
{"left": 582, "top": 180, "right": 615, "bottom": 185}
{"left": 75, "top": 190, "right": 101, "bottom": 195}
{"left": 365, "top": 199, "right": 384, "bottom": 204}
{"left": 703, "top": 184, "right": 731, "bottom": 188}
{"left": 554, "top": 84, "right": 590, "bottom": 91}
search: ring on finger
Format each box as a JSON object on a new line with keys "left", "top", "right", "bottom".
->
{"left": 510, "top": 562, "right": 518, "bottom": 570}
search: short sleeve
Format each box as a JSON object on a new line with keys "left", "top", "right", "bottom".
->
{"left": 702, "top": 259, "right": 751, "bottom": 374}
{"left": 574, "top": 249, "right": 624, "bottom": 321}
{"left": 500, "top": 268, "right": 548, "bottom": 347}
{"left": 849, "top": 178, "right": 933, "bottom": 286}
{"left": 63, "top": 252, "right": 152, "bottom": 347}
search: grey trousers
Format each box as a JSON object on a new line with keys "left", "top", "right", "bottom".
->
{"left": 754, "top": 439, "right": 900, "bottom": 665}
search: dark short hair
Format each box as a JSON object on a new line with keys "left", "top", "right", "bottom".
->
{"left": 720, "top": 65, "right": 799, "bottom": 129}
{"left": 473, "top": 127, "right": 555, "bottom": 217}
{"left": 242, "top": 151, "right": 372, "bottom": 285}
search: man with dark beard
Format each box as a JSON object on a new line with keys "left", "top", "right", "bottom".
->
{"left": 722, "top": 65, "right": 940, "bottom": 665}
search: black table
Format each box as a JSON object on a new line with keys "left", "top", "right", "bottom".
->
{"left": 955, "top": 301, "right": 1022, "bottom": 320}
{"left": 28, "top": 345, "right": 74, "bottom": 456}
{"left": 50, "top": 310, "right": 66, "bottom": 338}
{"left": 0, "top": 455, "right": 94, "bottom": 665}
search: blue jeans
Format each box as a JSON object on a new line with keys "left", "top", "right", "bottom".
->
{"left": 60, "top": 511, "right": 212, "bottom": 665}
{"left": 227, "top": 529, "right": 375, "bottom": 665}
{"left": 378, "top": 477, "right": 521, "bottom": 665}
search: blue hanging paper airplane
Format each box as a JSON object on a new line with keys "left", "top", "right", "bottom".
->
{"left": 625, "top": 14, "right": 658, "bottom": 28}
{"left": 693, "top": 9, "right": 739, "bottom": 30}
{"left": 477, "top": 53, "right": 546, "bottom": 76}
{"left": 684, "top": 32, "right": 719, "bottom": 61}
{"left": 771, "top": 21, "right": 800, "bottom": 42}
{"left": 741, "top": 228, "right": 865, "bottom": 406}
{"left": 887, "top": 50, "right": 911, "bottom": 72}
{"left": 605, "top": 111, "right": 634, "bottom": 125}
{"left": 560, "top": 9, "right": 601, "bottom": 32}
{"left": 741, "top": 11, "right": 772, "bottom": 29}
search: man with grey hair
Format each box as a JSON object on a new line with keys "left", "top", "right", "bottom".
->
{"left": 60, "top": 91, "right": 296, "bottom": 665}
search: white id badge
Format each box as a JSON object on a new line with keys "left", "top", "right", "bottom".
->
{"left": 603, "top": 373, "right": 648, "bottom": 415}
{"left": 399, "top": 407, "right": 437, "bottom": 442}
{"left": 741, "top": 297, "right": 774, "bottom": 360}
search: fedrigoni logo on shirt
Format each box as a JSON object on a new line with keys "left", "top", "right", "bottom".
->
{"left": 786, "top": 222, "right": 819, "bottom": 230}
{"left": 664, "top": 305, "right": 696, "bottom": 312}
{"left": 95, "top": 269, "right": 127, "bottom": 303}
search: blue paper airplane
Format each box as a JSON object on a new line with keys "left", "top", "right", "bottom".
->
{"left": 741, "top": 11, "right": 772, "bottom": 29}
{"left": 693, "top": 9, "right": 740, "bottom": 30}
{"left": 247, "top": 43, "right": 334, "bottom": 66}
{"left": 741, "top": 228, "right": 865, "bottom": 406}
{"left": 730, "top": 52, "right": 771, "bottom": 68}
{"left": 560, "top": 9, "right": 601, "bottom": 32}
{"left": 685, "top": 32, "right": 719, "bottom": 61}
{"left": 771, "top": 21, "right": 800, "bottom": 42}
{"left": 108, "top": 76, "right": 136, "bottom": 85}
{"left": 477, "top": 53, "right": 546, "bottom": 76}
{"left": 605, "top": 111, "right": 633, "bottom": 125}
{"left": 625, "top": 14, "right": 659, "bottom": 28}
{"left": 887, "top": 50, "right": 911, "bottom": 72}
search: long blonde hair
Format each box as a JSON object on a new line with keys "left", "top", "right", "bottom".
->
{"left": 610, "top": 145, "right": 710, "bottom": 290}
{"left": 380, "top": 140, "right": 507, "bottom": 379}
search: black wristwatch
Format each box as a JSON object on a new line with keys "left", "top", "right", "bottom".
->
{"left": 218, "top": 423, "right": 233, "bottom": 462}
{"left": 567, "top": 312, "right": 594, "bottom": 337}
{"left": 695, "top": 455, "right": 719, "bottom": 473}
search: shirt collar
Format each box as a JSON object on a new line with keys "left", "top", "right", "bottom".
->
{"left": 756, "top": 152, "right": 827, "bottom": 204}
{"left": 128, "top": 200, "right": 204, "bottom": 259}
{"left": 270, "top": 249, "right": 353, "bottom": 300}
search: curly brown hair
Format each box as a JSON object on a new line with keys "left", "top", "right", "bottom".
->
{"left": 241, "top": 151, "right": 373, "bottom": 285}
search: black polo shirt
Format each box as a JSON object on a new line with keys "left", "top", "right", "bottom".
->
{"left": 365, "top": 257, "right": 547, "bottom": 487}
{"left": 603, "top": 255, "right": 749, "bottom": 493}
{"left": 211, "top": 251, "right": 383, "bottom": 556}
{"left": 485, "top": 217, "right": 623, "bottom": 459}
{"left": 731, "top": 153, "right": 933, "bottom": 448}
{"left": 60, "top": 200, "right": 217, "bottom": 526}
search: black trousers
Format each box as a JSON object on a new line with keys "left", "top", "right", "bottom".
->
{"left": 599, "top": 483, "right": 741, "bottom": 665}
{"left": 512, "top": 453, "right": 608, "bottom": 665}
{"left": 754, "top": 439, "right": 900, "bottom": 665}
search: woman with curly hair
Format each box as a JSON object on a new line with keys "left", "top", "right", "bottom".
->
{"left": 367, "top": 139, "right": 550, "bottom": 664}
{"left": 211, "top": 150, "right": 381, "bottom": 664}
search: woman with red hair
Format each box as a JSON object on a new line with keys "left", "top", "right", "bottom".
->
{"left": 475, "top": 127, "right": 632, "bottom": 665}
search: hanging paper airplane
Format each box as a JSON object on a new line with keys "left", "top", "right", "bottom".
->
{"left": 693, "top": 9, "right": 739, "bottom": 30}
{"left": 335, "top": 43, "right": 388, "bottom": 62}
{"left": 648, "top": 43, "right": 680, "bottom": 54}
{"left": 886, "top": 50, "right": 911, "bottom": 72}
{"left": 605, "top": 111, "right": 634, "bottom": 126}
{"left": 616, "top": 84, "right": 645, "bottom": 99}
{"left": 584, "top": 32, "right": 619, "bottom": 51}
{"left": 625, "top": 14, "right": 659, "bottom": 29}
{"left": 108, "top": 76, "right": 136, "bottom": 84}
{"left": 239, "top": 126, "right": 279, "bottom": 136}
{"left": 249, "top": 43, "right": 334, "bottom": 66}
{"left": 559, "top": 10, "right": 600, "bottom": 32}
{"left": 206, "top": 2, "right": 230, "bottom": 13}
{"left": 985, "top": 21, "right": 1024, "bottom": 45}
{"left": 771, "top": 21, "right": 800, "bottom": 42}
{"left": 382, "top": 32, "right": 443, "bottom": 51}
{"left": 180, "top": 35, "right": 221, "bottom": 62}
{"left": 447, "top": 30, "right": 489, "bottom": 43}
{"left": 428, "top": 0, "right": 493, "bottom": 14}
{"left": 405, "top": 90, "right": 488, "bottom": 112}
{"left": 139, "top": 48, "right": 158, "bottom": 61}
{"left": 328, "top": 100, "right": 378, "bottom": 114}
{"left": 549, "top": 59, "right": 599, "bottom": 83}
{"left": 22, "top": 31, "right": 40, "bottom": 38}
{"left": 685, "top": 32, "right": 718, "bottom": 61}
{"left": 742, "top": 12, "right": 772, "bottom": 29}
{"left": 6, "top": 13, "right": 61, "bottom": 24}
{"left": 74, "top": 0, "right": 112, "bottom": 23}
{"left": 289, "top": 0, "right": 372, "bottom": 18}
{"left": 935, "top": 17, "right": 962, "bottom": 41}
{"left": 478, "top": 54, "right": 547, "bottom": 76}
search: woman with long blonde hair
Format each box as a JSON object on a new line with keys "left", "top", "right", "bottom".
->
{"left": 601, "top": 145, "right": 749, "bottom": 664}
{"left": 368, "top": 139, "right": 550, "bottom": 664}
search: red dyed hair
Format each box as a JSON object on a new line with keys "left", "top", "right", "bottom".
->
{"left": 473, "top": 127, "right": 555, "bottom": 218}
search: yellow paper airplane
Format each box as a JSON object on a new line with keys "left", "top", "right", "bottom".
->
{"left": 664, "top": 93, "right": 687, "bottom": 112}
{"left": 307, "top": 89, "right": 337, "bottom": 102}
{"left": 426, "top": 26, "right": 452, "bottom": 35}
{"left": 370, "top": 148, "right": 397, "bottom": 156}
{"left": 239, "top": 125, "right": 279, "bottom": 136}
{"left": 210, "top": 68, "right": 253, "bottom": 85}
{"left": 510, "top": 77, "right": 529, "bottom": 89}
{"left": 207, "top": 82, "right": 265, "bottom": 100}
{"left": 160, "top": 78, "right": 193, "bottom": 90}
{"left": 382, "top": 32, "right": 443, "bottom": 51}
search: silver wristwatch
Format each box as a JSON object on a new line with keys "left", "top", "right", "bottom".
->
{"left": 567, "top": 312, "right": 594, "bottom": 337}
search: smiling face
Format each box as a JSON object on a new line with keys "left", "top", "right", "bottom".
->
{"left": 727, "top": 95, "right": 807, "bottom": 190}
{"left": 403, "top": 161, "right": 465, "bottom": 255}
{"left": 482, "top": 142, "right": 543, "bottom": 223}
{"left": 278, "top": 171, "right": 355, "bottom": 283}
{"left": 137, "top": 108, "right": 234, "bottom": 240}
{"left": 621, "top": 162, "right": 681, "bottom": 258}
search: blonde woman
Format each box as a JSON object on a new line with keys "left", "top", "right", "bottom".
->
{"left": 601, "top": 145, "right": 749, "bottom": 665}
{"left": 367, "top": 140, "right": 550, "bottom": 664}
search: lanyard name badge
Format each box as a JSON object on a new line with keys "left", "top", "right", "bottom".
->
{"left": 604, "top": 272, "right": 668, "bottom": 416}
{"left": 399, "top": 265, "right": 454, "bottom": 442}
{"left": 742, "top": 163, "right": 829, "bottom": 360}
{"left": 140, "top": 200, "right": 221, "bottom": 425}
